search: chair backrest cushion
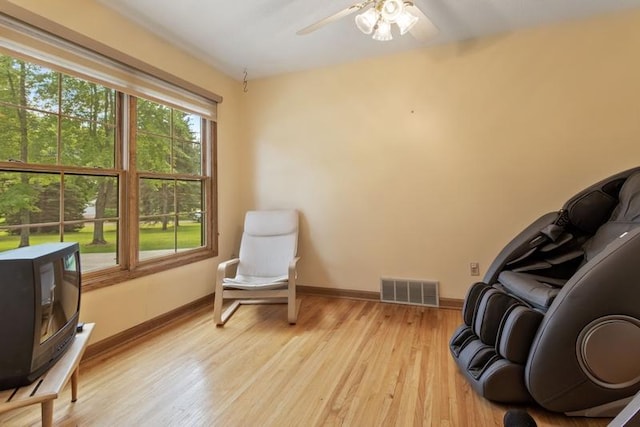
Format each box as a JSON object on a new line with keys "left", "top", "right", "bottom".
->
{"left": 237, "top": 210, "right": 298, "bottom": 278}
{"left": 583, "top": 172, "right": 640, "bottom": 262}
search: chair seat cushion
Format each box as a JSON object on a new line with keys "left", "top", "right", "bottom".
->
{"left": 223, "top": 274, "right": 288, "bottom": 290}
{"left": 498, "top": 271, "right": 560, "bottom": 310}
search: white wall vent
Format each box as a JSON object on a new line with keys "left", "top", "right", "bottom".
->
{"left": 380, "top": 278, "right": 439, "bottom": 307}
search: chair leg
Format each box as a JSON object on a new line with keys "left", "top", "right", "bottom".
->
{"left": 220, "top": 300, "right": 242, "bottom": 325}
{"left": 213, "top": 282, "right": 224, "bottom": 326}
{"left": 288, "top": 284, "right": 297, "bottom": 324}
{"left": 289, "top": 299, "right": 302, "bottom": 325}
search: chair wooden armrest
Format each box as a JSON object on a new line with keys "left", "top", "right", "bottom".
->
{"left": 289, "top": 256, "right": 301, "bottom": 281}
{"left": 217, "top": 258, "right": 240, "bottom": 281}
{"left": 214, "top": 258, "right": 239, "bottom": 325}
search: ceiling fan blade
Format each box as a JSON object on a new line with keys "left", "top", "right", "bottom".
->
{"left": 296, "top": 1, "right": 373, "bottom": 35}
{"left": 405, "top": 3, "right": 439, "bottom": 41}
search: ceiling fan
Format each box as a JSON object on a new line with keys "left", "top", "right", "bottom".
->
{"left": 296, "top": 0, "right": 438, "bottom": 41}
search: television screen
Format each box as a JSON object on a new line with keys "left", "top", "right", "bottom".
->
{"left": 39, "top": 251, "right": 80, "bottom": 344}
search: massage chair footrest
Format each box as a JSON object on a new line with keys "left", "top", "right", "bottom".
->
{"left": 452, "top": 337, "right": 532, "bottom": 403}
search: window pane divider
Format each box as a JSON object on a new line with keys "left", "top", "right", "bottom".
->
{"left": 137, "top": 172, "right": 207, "bottom": 181}
{"left": 0, "top": 162, "right": 121, "bottom": 177}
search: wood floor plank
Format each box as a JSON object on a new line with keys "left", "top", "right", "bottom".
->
{"left": 0, "top": 296, "right": 612, "bottom": 427}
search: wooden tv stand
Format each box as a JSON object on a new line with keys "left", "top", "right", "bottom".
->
{"left": 0, "top": 323, "right": 94, "bottom": 427}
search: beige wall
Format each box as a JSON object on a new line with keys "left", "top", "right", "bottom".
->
{"left": 2, "top": 0, "right": 247, "bottom": 342}
{"left": 244, "top": 9, "right": 640, "bottom": 299}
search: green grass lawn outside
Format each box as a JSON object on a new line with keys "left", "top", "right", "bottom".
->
{"left": 0, "top": 221, "right": 203, "bottom": 253}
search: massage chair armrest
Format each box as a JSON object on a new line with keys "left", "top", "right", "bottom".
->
{"left": 525, "top": 227, "right": 640, "bottom": 412}
{"left": 483, "top": 212, "right": 560, "bottom": 285}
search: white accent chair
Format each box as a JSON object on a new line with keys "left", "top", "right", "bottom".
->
{"left": 214, "top": 210, "right": 301, "bottom": 326}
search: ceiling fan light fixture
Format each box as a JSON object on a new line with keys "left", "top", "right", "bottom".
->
{"left": 372, "top": 20, "right": 393, "bottom": 41}
{"left": 297, "top": 0, "right": 438, "bottom": 43}
{"left": 380, "top": 0, "right": 404, "bottom": 23}
{"left": 355, "top": 7, "right": 379, "bottom": 35}
{"left": 395, "top": 9, "right": 418, "bottom": 35}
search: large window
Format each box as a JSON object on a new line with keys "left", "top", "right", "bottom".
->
{"left": 0, "top": 53, "right": 217, "bottom": 289}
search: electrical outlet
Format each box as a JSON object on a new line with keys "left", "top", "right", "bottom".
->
{"left": 470, "top": 262, "right": 480, "bottom": 276}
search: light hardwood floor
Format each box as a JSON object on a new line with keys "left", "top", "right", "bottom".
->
{"left": 0, "top": 296, "right": 611, "bottom": 427}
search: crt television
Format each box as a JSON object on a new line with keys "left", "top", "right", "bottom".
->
{"left": 0, "top": 242, "right": 81, "bottom": 390}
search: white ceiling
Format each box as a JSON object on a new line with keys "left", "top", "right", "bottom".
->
{"left": 98, "top": 0, "right": 640, "bottom": 80}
